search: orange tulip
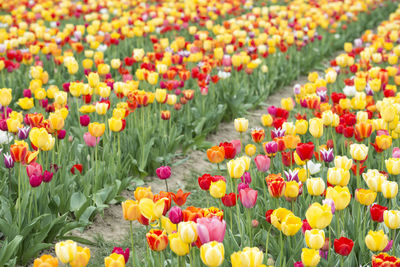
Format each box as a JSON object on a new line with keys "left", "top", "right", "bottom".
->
{"left": 34, "top": 255, "right": 58, "bottom": 267}
{"left": 283, "top": 135, "right": 301, "bottom": 150}
{"left": 355, "top": 122, "right": 372, "bottom": 140}
{"left": 207, "top": 146, "right": 225, "bottom": 164}
{"left": 154, "top": 191, "right": 172, "bottom": 215}
{"left": 171, "top": 189, "right": 191, "bottom": 206}
{"left": 251, "top": 129, "right": 265, "bottom": 143}
{"left": 10, "top": 144, "right": 27, "bottom": 163}
{"left": 122, "top": 200, "right": 141, "bottom": 221}
{"left": 183, "top": 206, "right": 204, "bottom": 222}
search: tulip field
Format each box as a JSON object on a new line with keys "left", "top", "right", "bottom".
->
{"left": 3, "top": 0, "right": 400, "bottom": 266}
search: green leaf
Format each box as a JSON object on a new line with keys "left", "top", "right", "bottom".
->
{"left": 0, "top": 235, "right": 22, "bottom": 266}
{"left": 70, "top": 192, "right": 87, "bottom": 212}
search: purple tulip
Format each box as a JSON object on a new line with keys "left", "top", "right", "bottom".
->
{"left": 197, "top": 217, "right": 226, "bottom": 244}
{"left": 254, "top": 155, "right": 271, "bottom": 172}
{"left": 239, "top": 188, "right": 257, "bottom": 209}
{"left": 43, "top": 170, "right": 54, "bottom": 183}
{"left": 320, "top": 148, "right": 334, "bottom": 163}
{"left": 168, "top": 206, "right": 183, "bottom": 224}
{"left": 83, "top": 132, "right": 99, "bottom": 147}
{"left": 383, "top": 240, "right": 393, "bottom": 252}
{"left": 284, "top": 169, "right": 299, "bottom": 182}
{"left": 4, "top": 153, "right": 14, "bottom": 168}
{"left": 112, "top": 247, "right": 130, "bottom": 263}
{"left": 241, "top": 172, "right": 251, "bottom": 184}
{"left": 265, "top": 141, "right": 278, "bottom": 155}
{"left": 80, "top": 115, "right": 90, "bottom": 127}
{"left": 271, "top": 128, "right": 285, "bottom": 138}
{"left": 17, "top": 126, "right": 30, "bottom": 140}
{"left": 237, "top": 182, "right": 249, "bottom": 192}
{"left": 319, "top": 250, "right": 328, "bottom": 260}
{"left": 156, "top": 166, "right": 171, "bottom": 180}
{"left": 322, "top": 198, "right": 335, "bottom": 214}
{"left": 29, "top": 174, "right": 43, "bottom": 187}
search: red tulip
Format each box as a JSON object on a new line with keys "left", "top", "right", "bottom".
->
{"left": 301, "top": 219, "right": 312, "bottom": 234}
{"left": 221, "top": 193, "right": 237, "bottom": 207}
{"left": 334, "top": 237, "right": 354, "bottom": 256}
{"left": 219, "top": 142, "right": 236, "bottom": 159}
{"left": 370, "top": 203, "right": 387, "bottom": 223}
{"left": 265, "top": 209, "right": 274, "bottom": 224}
{"left": 146, "top": 229, "right": 168, "bottom": 251}
{"left": 296, "top": 142, "right": 315, "bottom": 161}
{"left": 198, "top": 174, "right": 213, "bottom": 190}
{"left": 71, "top": 164, "right": 83, "bottom": 174}
{"left": 268, "top": 179, "right": 286, "bottom": 198}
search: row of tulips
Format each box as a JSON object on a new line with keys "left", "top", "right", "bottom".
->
{"left": 32, "top": 1, "right": 400, "bottom": 266}
{"left": 1, "top": 0, "right": 400, "bottom": 265}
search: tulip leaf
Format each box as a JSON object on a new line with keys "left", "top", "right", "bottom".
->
{"left": 70, "top": 192, "right": 87, "bottom": 212}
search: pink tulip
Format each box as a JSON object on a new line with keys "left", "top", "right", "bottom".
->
{"left": 239, "top": 188, "right": 257, "bottom": 208}
{"left": 197, "top": 217, "right": 226, "bottom": 244}
{"left": 156, "top": 166, "right": 171, "bottom": 180}
{"left": 29, "top": 174, "right": 43, "bottom": 187}
{"left": 83, "top": 132, "right": 99, "bottom": 147}
{"left": 26, "top": 162, "right": 42, "bottom": 178}
{"left": 254, "top": 155, "right": 270, "bottom": 172}
{"left": 43, "top": 170, "right": 54, "bottom": 183}
{"left": 392, "top": 147, "right": 400, "bottom": 158}
{"left": 231, "top": 139, "right": 241, "bottom": 154}
{"left": 168, "top": 206, "right": 183, "bottom": 224}
{"left": 112, "top": 247, "right": 130, "bottom": 263}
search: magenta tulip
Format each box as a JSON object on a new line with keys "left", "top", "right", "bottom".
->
{"left": 239, "top": 188, "right": 258, "bottom": 208}
{"left": 238, "top": 182, "right": 249, "bottom": 192}
{"left": 168, "top": 206, "right": 183, "bottom": 224}
{"left": 112, "top": 247, "right": 130, "bottom": 263}
{"left": 43, "top": 170, "right": 54, "bottom": 183}
{"left": 156, "top": 166, "right": 171, "bottom": 180}
{"left": 80, "top": 115, "right": 90, "bottom": 127}
{"left": 29, "top": 174, "right": 43, "bottom": 187}
{"left": 197, "top": 217, "right": 226, "bottom": 244}
{"left": 254, "top": 155, "right": 270, "bottom": 172}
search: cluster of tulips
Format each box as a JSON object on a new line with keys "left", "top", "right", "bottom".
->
{"left": 2, "top": 0, "right": 400, "bottom": 265}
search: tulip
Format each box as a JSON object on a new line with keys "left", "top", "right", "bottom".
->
{"left": 305, "top": 203, "right": 333, "bottom": 229}
{"left": 33, "top": 255, "right": 58, "bottom": 267}
{"left": 261, "top": 114, "right": 273, "bottom": 127}
{"left": 281, "top": 214, "right": 302, "bottom": 236}
{"left": 326, "top": 186, "right": 351, "bottom": 210}
{"left": 381, "top": 180, "right": 398, "bottom": 199}
{"left": 49, "top": 113, "right": 65, "bottom": 131}
{"left": 200, "top": 241, "right": 224, "bottom": 267}
{"left": 334, "top": 156, "right": 353, "bottom": 170}
{"left": 146, "top": 229, "right": 168, "bottom": 251}
{"left": 167, "top": 206, "right": 183, "bottom": 224}
{"left": 55, "top": 240, "right": 77, "bottom": 264}
{"left": 112, "top": 247, "right": 130, "bottom": 264}
{"left": 4, "top": 153, "right": 14, "bottom": 168}
{"left": 197, "top": 217, "right": 226, "bottom": 244}
{"left": 17, "top": 126, "right": 30, "bottom": 140}
{"left": 372, "top": 253, "right": 400, "bottom": 266}
{"left": 231, "top": 140, "right": 242, "bottom": 154}
{"left": 268, "top": 179, "right": 286, "bottom": 198}
{"left": 210, "top": 180, "right": 226, "bottom": 199}
{"left": 108, "top": 117, "right": 123, "bottom": 132}
{"left": 392, "top": 148, "right": 400, "bottom": 158}
{"left": 207, "top": 146, "right": 225, "bottom": 164}
{"left": 350, "top": 144, "right": 368, "bottom": 161}
{"left": 365, "top": 230, "right": 389, "bottom": 252}
{"left": 327, "top": 167, "right": 350, "bottom": 186}
{"left": 309, "top": 118, "right": 323, "bottom": 138}
{"left": 178, "top": 221, "right": 198, "bottom": 243}
{"left": 320, "top": 148, "right": 334, "bottom": 163}
{"left": 301, "top": 248, "right": 320, "bottom": 267}
{"left": 222, "top": 193, "right": 237, "bottom": 207}
{"left": 334, "top": 237, "right": 354, "bottom": 256}
{"left": 0, "top": 88, "right": 12, "bottom": 107}
{"left": 284, "top": 181, "right": 300, "bottom": 199}
{"left": 168, "top": 232, "right": 189, "bottom": 256}
{"left": 296, "top": 142, "right": 315, "bottom": 161}
{"left": 29, "top": 174, "right": 43, "bottom": 187}
{"left": 104, "top": 253, "right": 125, "bottom": 267}
{"left": 79, "top": 115, "right": 90, "bottom": 127}
{"left": 88, "top": 122, "right": 105, "bottom": 137}
{"left": 227, "top": 158, "right": 246, "bottom": 179}
{"left": 383, "top": 210, "right": 400, "bottom": 229}
{"left": 122, "top": 200, "right": 140, "bottom": 221}
{"left": 230, "top": 247, "right": 263, "bottom": 267}
{"left": 265, "top": 141, "right": 278, "bottom": 156}
{"left": 251, "top": 128, "right": 265, "bottom": 143}
{"left": 362, "top": 169, "right": 387, "bottom": 192}
{"left": 305, "top": 229, "right": 325, "bottom": 250}
{"left": 134, "top": 186, "right": 153, "bottom": 200}
{"left": 239, "top": 188, "right": 257, "bottom": 208}
{"left": 355, "top": 189, "right": 376, "bottom": 206}
{"left": 234, "top": 118, "right": 248, "bottom": 132}
{"left": 295, "top": 120, "right": 308, "bottom": 135}
{"left": 70, "top": 246, "right": 90, "bottom": 267}
{"left": 245, "top": 144, "right": 256, "bottom": 157}
{"left": 139, "top": 198, "right": 165, "bottom": 221}
{"left": 370, "top": 204, "right": 388, "bottom": 223}
{"left": 26, "top": 162, "right": 42, "bottom": 178}
{"left": 385, "top": 158, "right": 400, "bottom": 175}
{"left": 271, "top": 208, "right": 293, "bottom": 231}
{"left": 306, "top": 178, "right": 325, "bottom": 196}
{"left": 156, "top": 166, "right": 171, "bottom": 180}
{"left": 376, "top": 135, "right": 392, "bottom": 151}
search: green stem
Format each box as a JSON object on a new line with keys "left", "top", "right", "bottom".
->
{"left": 130, "top": 221, "right": 135, "bottom": 267}
{"left": 247, "top": 208, "right": 252, "bottom": 246}
{"left": 18, "top": 163, "right": 22, "bottom": 229}
{"left": 279, "top": 231, "right": 284, "bottom": 267}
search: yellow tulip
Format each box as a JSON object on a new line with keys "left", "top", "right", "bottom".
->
{"left": 111, "top": 59, "right": 121, "bottom": 69}
{"left": 231, "top": 247, "right": 264, "bottom": 267}
{"left": 169, "top": 232, "right": 189, "bottom": 256}
{"left": 362, "top": 169, "right": 387, "bottom": 192}
{"left": 49, "top": 113, "right": 65, "bottom": 131}
{"left": 227, "top": 158, "right": 246, "bottom": 179}
{"left": 55, "top": 240, "right": 77, "bottom": 264}
{"left": 104, "top": 253, "right": 125, "bottom": 267}
{"left": 365, "top": 230, "right": 388, "bottom": 252}
{"left": 281, "top": 214, "right": 302, "bottom": 236}
{"left": 234, "top": 118, "right": 249, "bottom": 132}
{"left": 87, "top": 72, "right": 99, "bottom": 88}
{"left": 306, "top": 178, "right": 325, "bottom": 196}
{"left": 240, "top": 156, "right": 251, "bottom": 171}
{"left": 134, "top": 186, "right": 153, "bottom": 200}
{"left": 108, "top": 117, "right": 123, "bottom": 132}
{"left": 17, "top": 97, "right": 34, "bottom": 110}
{"left": 161, "top": 216, "right": 177, "bottom": 234}
{"left": 209, "top": 180, "right": 226, "bottom": 199}
{"left": 383, "top": 210, "right": 400, "bottom": 229}
{"left": 155, "top": 89, "right": 167, "bottom": 103}
{"left": 98, "top": 64, "right": 110, "bottom": 76}
{"left": 6, "top": 118, "right": 21, "bottom": 133}
{"left": 301, "top": 248, "right": 320, "bottom": 267}
{"left": 95, "top": 102, "right": 108, "bottom": 115}
{"left": 309, "top": 118, "right": 323, "bottom": 138}
{"left": 88, "top": 122, "right": 105, "bottom": 137}
{"left": 178, "top": 221, "right": 198, "bottom": 244}
{"left": 376, "top": 135, "right": 392, "bottom": 150}
{"left": 327, "top": 167, "right": 350, "bottom": 186}
{"left": 122, "top": 200, "right": 140, "bottom": 221}
{"left": 139, "top": 198, "right": 165, "bottom": 221}
{"left": 305, "top": 203, "right": 332, "bottom": 229}
{"left": 261, "top": 114, "right": 273, "bottom": 127}
{"left": 0, "top": 88, "right": 12, "bottom": 106}
{"left": 381, "top": 105, "right": 397, "bottom": 122}
{"left": 326, "top": 186, "right": 351, "bottom": 210}
{"left": 54, "top": 91, "right": 68, "bottom": 106}
{"left": 350, "top": 144, "right": 368, "bottom": 161}
{"left": 295, "top": 120, "right": 308, "bottom": 135}
{"left": 148, "top": 72, "right": 159, "bottom": 85}
{"left": 70, "top": 246, "right": 90, "bottom": 267}
{"left": 271, "top": 208, "right": 293, "bottom": 231}
{"left": 284, "top": 181, "right": 300, "bottom": 199}
{"left": 200, "top": 241, "right": 224, "bottom": 267}
{"left": 281, "top": 97, "right": 294, "bottom": 111}
{"left": 80, "top": 105, "right": 96, "bottom": 114}
{"left": 245, "top": 144, "right": 256, "bottom": 157}
{"left": 381, "top": 181, "right": 398, "bottom": 199}
{"left": 385, "top": 158, "right": 400, "bottom": 175}
{"left": 355, "top": 189, "right": 377, "bottom": 206}
{"left": 305, "top": 229, "right": 325, "bottom": 250}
